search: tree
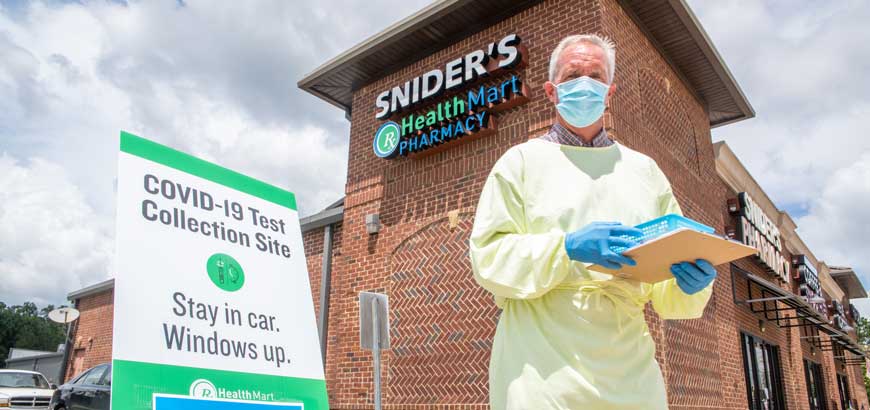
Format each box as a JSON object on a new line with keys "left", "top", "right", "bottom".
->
{"left": 0, "top": 302, "right": 66, "bottom": 366}
{"left": 857, "top": 317, "right": 870, "bottom": 401}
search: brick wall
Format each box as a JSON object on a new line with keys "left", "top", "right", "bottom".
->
{"left": 326, "top": 0, "right": 601, "bottom": 408}
{"left": 65, "top": 289, "right": 114, "bottom": 381}
{"left": 319, "top": 0, "right": 870, "bottom": 409}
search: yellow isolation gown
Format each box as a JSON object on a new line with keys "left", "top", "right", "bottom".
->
{"left": 469, "top": 139, "right": 713, "bottom": 410}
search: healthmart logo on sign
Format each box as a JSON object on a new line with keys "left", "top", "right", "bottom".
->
{"left": 372, "top": 33, "right": 528, "bottom": 159}
{"left": 373, "top": 121, "right": 401, "bottom": 158}
{"left": 190, "top": 379, "right": 218, "bottom": 398}
{"left": 189, "top": 378, "right": 279, "bottom": 402}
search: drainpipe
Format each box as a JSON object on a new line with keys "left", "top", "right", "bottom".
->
{"left": 317, "top": 224, "right": 335, "bottom": 367}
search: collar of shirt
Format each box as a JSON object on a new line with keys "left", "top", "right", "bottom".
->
{"left": 539, "top": 122, "right": 614, "bottom": 147}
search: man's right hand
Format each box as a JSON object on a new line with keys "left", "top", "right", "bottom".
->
{"left": 565, "top": 222, "right": 643, "bottom": 269}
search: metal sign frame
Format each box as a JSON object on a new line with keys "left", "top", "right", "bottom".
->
{"left": 359, "top": 291, "right": 390, "bottom": 410}
{"left": 359, "top": 292, "right": 390, "bottom": 350}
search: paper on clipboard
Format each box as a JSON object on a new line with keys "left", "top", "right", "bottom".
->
{"left": 588, "top": 228, "right": 757, "bottom": 283}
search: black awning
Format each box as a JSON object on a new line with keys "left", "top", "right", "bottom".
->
{"left": 832, "top": 345, "right": 867, "bottom": 366}
{"left": 732, "top": 265, "right": 866, "bottom": 361}
{"left": 835, "top": 357, "right": 867, "bottom": 366}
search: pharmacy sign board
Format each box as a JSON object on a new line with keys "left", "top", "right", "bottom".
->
{"left": 111, "top": 132, "right": 328, "bottom": 410}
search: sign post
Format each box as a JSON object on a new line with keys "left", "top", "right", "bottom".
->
{"left": 111, "top": 132, "right": 328, "bottom": 410}
{"left": 359, "top": 292, "right": 389, "bottom": 410}
{"left": 372, "top": 299, "right": 381, "bottom": 410}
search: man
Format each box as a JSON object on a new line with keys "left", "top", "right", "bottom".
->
{"left": 469, "top": 34, "right": 717, "bottom": 410}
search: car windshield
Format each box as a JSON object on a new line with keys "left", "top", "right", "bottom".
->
{"left": 0, "top": 373, "right": 50, "bottom": 389}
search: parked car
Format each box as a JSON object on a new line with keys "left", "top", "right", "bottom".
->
{"left": 0, "top": 369, "right": 56, "bottom": 409}
{"left": 49, "top": 363, "right": 110, "bottom": 410}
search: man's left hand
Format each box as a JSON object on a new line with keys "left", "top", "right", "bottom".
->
{"left": 670, "top": 259, "right": 716, "bottom": 295}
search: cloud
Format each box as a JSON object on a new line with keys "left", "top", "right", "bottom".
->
{"left": 687, "top": 0, "right": 870, "bottom": 201}
{"left": 7, "top": 0, "right": 864, "bottom": 315}
{"left": 0, "top": 0, "right": 352, "bottom": 216}
{"left": 687, "top": 0, "right": 870, "bottom": 313}
{"left": 796, "top": 154, "right": 870, "bottom": 275}
{"left": 797, "top": 155, "right": 870, "bottom": 316}
{"left": 0, "top": 0, "right": 433, "bottom": 210}
{"left": 137, "top": 89, "right": 349, "bottom": 211}
{"left": 0, "top": 0, "right": 430, "bottom": 304}
{"left": 0, "top": 154, "right": 113, "bottom": 306}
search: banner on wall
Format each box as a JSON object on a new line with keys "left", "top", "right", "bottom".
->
{"left": 111, "top": 131, "right": 328, "bottom": 410}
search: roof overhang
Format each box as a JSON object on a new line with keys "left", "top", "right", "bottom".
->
{"left": 298, "top": 0, "right": 542, "bottom": 118}
{"left": 4, "top": 351, "right": 64, "bottom": 364}
{"left": 618, "top": 0, "right": 754, "bottom": 127}
{"left": 829, "top": 267, "right": 868, "bottom": 299}
{"left": 67, "top": 278, "right": 114, "bottom": 302}
{"left": 298, "top": 0, "right": 754, "bottom": 127}
{"left": 301, "top": 205, "right": 344, "bottom": 232}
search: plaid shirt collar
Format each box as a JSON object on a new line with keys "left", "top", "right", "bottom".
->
{"left": 539, "top": 122, "right": 614, "bottom": 147}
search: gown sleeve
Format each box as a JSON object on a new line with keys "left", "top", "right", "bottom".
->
{"left": 469, "top": 146, "right": 572, "bottom": 301}
{"left": 647, "top": 161, "right": 714, "bottom": 320}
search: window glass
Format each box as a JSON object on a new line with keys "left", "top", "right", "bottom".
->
{"left": 804, "top": 359, "right": 827, "bottom": 410}
{"left": 755, "top": 343, "right": 768, "bottom": 404}
{"left": 100, "top": 366, "right": 111, "bottom": 386}
{"left": 80, "top": 366, "right": 106, "bottom": 385}
{"left": 742, "top": 335, "right": 758, "bottom": 407}
{"left": 837, "top": 373, "right": 851, "bottom": 410}
{"left": 0, "top": 372, "right": 50, "bottom": 389}
{"left": 71, "top": 370, "right": 89, "bottom": 384}
{"left": 740, "top": 332, "right": 786, "bottom": 410}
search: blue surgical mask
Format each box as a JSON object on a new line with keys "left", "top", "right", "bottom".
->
{"left": 555, "top": 76, "right": 610, "bottom": 128}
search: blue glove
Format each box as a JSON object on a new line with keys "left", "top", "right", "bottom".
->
{"left": 670, "top": 259, "right": 716, "bottom": 295}
{"left": 565, "top": 222, "right": 643, "bottom": 270}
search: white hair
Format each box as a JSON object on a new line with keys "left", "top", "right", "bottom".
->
{"left": 548, "top": 34, "right": 616, "bottom": 83}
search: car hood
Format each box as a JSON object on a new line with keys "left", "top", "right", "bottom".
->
{"left": 0, "top": 387, "right": 54, "bottom": 396}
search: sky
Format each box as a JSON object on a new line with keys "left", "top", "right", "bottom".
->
{"left": 0, "top": 0, "right": 869, "bottom": 314}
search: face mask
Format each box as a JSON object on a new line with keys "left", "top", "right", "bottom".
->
{"left": 555, "top": 76, "right": 609, "bottom": 128}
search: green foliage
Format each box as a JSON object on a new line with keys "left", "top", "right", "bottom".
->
{"left": 857, "top": 317, "right": 870, "bottom": 346}
{"left": 866, "top": 373, "right": 870, "bottom": 405}
{"left": 0, "top": 302, "right": 67, "bottom": 367}
{"left": 857, "top": 317, "right": 870, "bottom": 401}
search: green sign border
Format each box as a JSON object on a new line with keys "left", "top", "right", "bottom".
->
{"left": 112, "top": 359, "right": 328, "bottom": 409}
{"left": 120, "top": 131, "right": 297, "bottom": 210}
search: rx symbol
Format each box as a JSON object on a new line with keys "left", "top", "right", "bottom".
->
{"left": 383, "top": 130, "right": 397, "bottom": 147}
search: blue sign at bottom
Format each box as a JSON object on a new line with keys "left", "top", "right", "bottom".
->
{"left": 153, "top": 395, "right": 304, "bottom": 410}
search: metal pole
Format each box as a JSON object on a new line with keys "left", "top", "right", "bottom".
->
{"left": 317, "top": 224, "right": 334, "bottom": 367}
{"left": 58, "top": 306, "right": 76, "bottom": 384}
{"left": 63, "top": 312, "right": 71, "bottom": 346}
{"left": 372, "top": 298, "right": 382, "bottom": 410}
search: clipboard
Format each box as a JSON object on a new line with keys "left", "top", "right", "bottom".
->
{"left": 588, "top": 228, "right": 757, "bottom": 283}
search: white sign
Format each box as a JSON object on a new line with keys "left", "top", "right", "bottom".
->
{"left": 111, "top": 132, "right": 328, "bottom": 410}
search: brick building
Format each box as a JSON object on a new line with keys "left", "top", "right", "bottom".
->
{"left": 64, "top": 279, "right": 114, "bottom": 382}
{"left": 63, "top": 0, "right": 869, "bottom": 409}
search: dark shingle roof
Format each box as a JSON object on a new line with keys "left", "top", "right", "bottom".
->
{"left": 298, "top": 0, "right": 753, "bottom": 127}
